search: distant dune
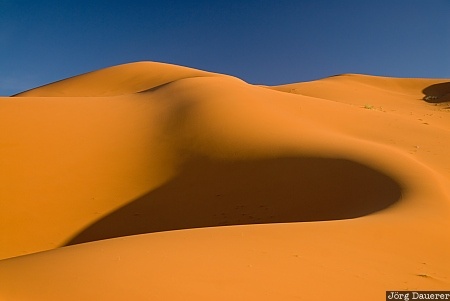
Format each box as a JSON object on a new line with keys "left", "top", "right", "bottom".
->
{"left": 1, "top": 62, "right": 450, "bottom": 300}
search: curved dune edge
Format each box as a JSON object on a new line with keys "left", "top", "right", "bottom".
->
{"left": 12, "top": 61, "right": 233, "bottom": 97}
{"left": 1, "top": 62, "right": 450, "bottom": 300}
{"left": 64, "top": 156, "right": 402, "bottom": 246}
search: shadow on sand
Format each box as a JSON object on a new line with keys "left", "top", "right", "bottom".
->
{"left": 66, "top": 156, "right": 402, "bottom": 246}
{"left": 422, "top": 82, "right": 450, "bottom": 103}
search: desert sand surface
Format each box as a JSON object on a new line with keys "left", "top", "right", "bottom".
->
{"left": 1, "top": 61, "right": 450, "bottom": 300}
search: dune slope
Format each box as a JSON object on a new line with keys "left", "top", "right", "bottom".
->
{"left": 13, "top": 61, "right": 228, "bottom": 97}
{"left": 1, "top": 63, "right": 450, "bottom": 300}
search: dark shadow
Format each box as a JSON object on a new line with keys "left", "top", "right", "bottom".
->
{"left": 136, "top": 80, "right": 176, "bottom": 94}
{"left": 65, "top": 156, "right": 402, "bottom": 246}
{"left": 422, "top": 82, "right": 450, "bottom": 103}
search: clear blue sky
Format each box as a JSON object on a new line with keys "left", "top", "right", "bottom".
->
{"left": 1, "top": 0, "right": 449, "bottom": 96}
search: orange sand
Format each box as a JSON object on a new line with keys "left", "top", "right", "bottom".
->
{"left": 1, "top": 62, "right": 449, "bottom": 300}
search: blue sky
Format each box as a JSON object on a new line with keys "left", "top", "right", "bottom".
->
{"left": 1, "top": 0, "right": 449, "bottom": 96}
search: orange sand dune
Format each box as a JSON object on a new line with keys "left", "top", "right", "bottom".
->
{"left": 1, "top": 62, "right": 450, "bottom": 300}
{"left": 14, "top": 61, "right": 228, "bottom": 97}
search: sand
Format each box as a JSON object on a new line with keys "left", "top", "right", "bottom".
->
{"left": 1, "top": 62, "right": 449, "bottom": 300}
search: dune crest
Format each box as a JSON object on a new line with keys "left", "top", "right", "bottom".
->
{"left": 13, "top": 61, "right": 232, "bottom": 97}
{"left": 1, "top": 62, "right": 450, "bottom": 300}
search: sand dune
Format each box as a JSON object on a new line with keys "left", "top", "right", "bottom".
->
{"left": 1, "top": 62, "right": 450, "bottom": 300}
{"left": 13, "top": 61, "right": 227, "bottom": 97}
{"left": 66, "top": 156, "right": 401, "bottom": 246}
